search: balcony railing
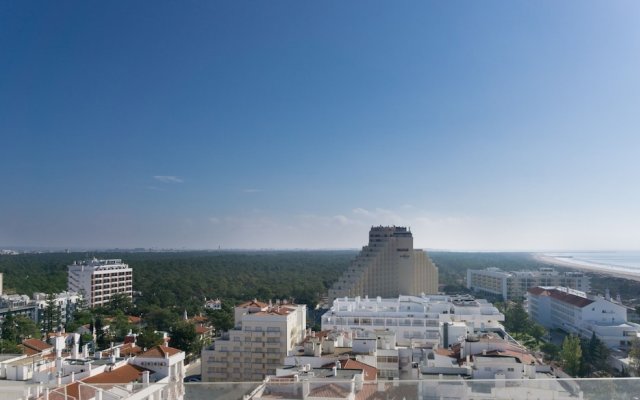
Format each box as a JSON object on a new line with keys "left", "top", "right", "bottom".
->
{"left": 11, "top": 378, "right": 640, "bottom": 400}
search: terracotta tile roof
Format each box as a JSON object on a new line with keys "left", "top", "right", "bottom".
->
{"left": 362, "top": 382, "right": 418, "bottom": 400}
{"left": 50, "top": 382, "right": 80, "bottom": 400}
{"left": 355, "top": 382, "right": 379, "bottom": 400}
{"left": 484, "top": 349, "right": 538, "bottom": 365}
{"left": 254, "top": 307, "right": 294, "bottom": 316}
{"left": 128, "top": 316, "right": 142, "bottom": 324}
{"left": 434, "top": 348, "right": 456, "bottom": 358}
{"left": 528, "top": 287, "right": 594, "bottom": 307}
{"left": 101, "top": 343, "right": 143, "bottom": 357}
{"left": 138, "top": 345, "right": 182, "bottom": 358}
{"left": 527, "top": 287, "right": 548, "bottom": 295}
{"left": 195, "top": 326, "right": 212, "bottom": 334}
{"left": 238, "top": 299, "right": 269, "bottom": 308}
{"left": 309, "top": 383, "right": 350, "bottom": 398}
{"left": 340, "top": 359, "right": 377, "bottom": 381}
{"left": 84, "top": 364, "right": 149, "bottom": 384}
{"left": 191, "top": 315, "right": 207, "bottom": 323}
{"left": 22, "top": 338, "right": 53, "bottom": 352}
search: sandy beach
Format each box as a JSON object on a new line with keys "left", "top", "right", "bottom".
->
{"left": 534, "top": 254, "right": 640, "bottom": 283}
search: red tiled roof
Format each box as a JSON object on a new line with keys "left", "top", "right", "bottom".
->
{"left": 50, "top": 382, "right": 80, "bottom": 400}
{"left": 191, "top": 315, "right": 207, "bottom": 323}
{"left": 309, "top": 383, "right": 350, "bottom": 398}
{"left": 434, "top": 348, "right": 456, "bottom": 358}
{"left": 22, "top": 338, "right": 53, "bottom": 352}
{"left": 84, "top": 364, "right": 149, "bottom": 384}
{"left": 128, "top": 316, "right": 142, "bottom": 324}
{"left": 340, "top": 359, "right": 377, "bottom": 381}
{"left": 238, "top": 299, "right": 269, "bottom": 308}
{"left": 484, "top": 349, "right": 538, "bottom": 365}
{"left": 195, "top": 326, "right": 212, "bottom": 334}
{"left": 138, "top": 345, "right": 182, "bottom": 358}
{"left": 101, "top": 343, "right": 143, "bottom": 357}
{"left": 528, "top": 287, "right": 594, "bottom": 307}
{"left": 254, "top": 308, "right": 293, "bottom": 316}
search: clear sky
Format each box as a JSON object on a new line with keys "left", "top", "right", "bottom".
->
{"left": 1, "top": 1, "right": 639, "bottom": 251}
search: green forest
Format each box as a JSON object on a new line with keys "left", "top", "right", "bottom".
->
{"left": 3, "top": 249, "right": 640, "bottom": 355}
{"left": 2, "top": 250, "right": 638, "bottom": 315}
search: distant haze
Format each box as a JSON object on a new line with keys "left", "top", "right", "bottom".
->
{"left": 1, "top": 2, "right": 639, "bottom": 251}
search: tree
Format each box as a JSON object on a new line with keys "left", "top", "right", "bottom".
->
{"left": 15, "top": 315, "right": 39, "bottom": 341}
{"left": 111, "top": 311, "right": 132, "bottom": 341}
{"left": 94, "top": 316, "right": 109, "bottom": 350}
{"left": 504, "top": 302, "right": 531, "bottom": 334}
{"left": 561, "top": 335, "right": 582, "bottom": 376}
{"left": 528, "top": 324, "right": 546, "bottom": 345}
{"left": 41, "top": 293, "right": 62, "bottom": 333}
{"left": 106, "top": 293, "right": 134, "bottom": 315}
{"left": 540, "top": 342, "right": 560, "bottom": 362}
{"left": 170, "top": 321, "right": 198, "bottom": 354}
{"left": 205, "top": 303, "right": 234, "bottom": 334}
{"left": 629, "top": 337, "right": 640, "bottom": 376}
{"left": 1, "top": 313, "right": 18, "bottom": 342}
{"left": 137, "top": 327, "right": 163, "bottom": 350}
{"left": 144, "top": 307, "right": 179, "bottom": 332}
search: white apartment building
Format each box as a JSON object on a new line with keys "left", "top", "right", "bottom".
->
{"left": 67, "top": 258, "right": 133, "bottom": 308}
{"left": 467, "top": 267, "right": 590, "bottom": 301}
{"left": 527, "top": 286, "right": 640, "bottom": 349}
{"left": 33, "top": 291, "right": 81, "bottom": 325}
{"left": 328, "top": 226, "right": 438, "bottom": 302}
{"left": 202, "top": 300, "right": 307, "bottom": 382}
{"left": 321, "top": 295, "right": 505, "bottom": 348}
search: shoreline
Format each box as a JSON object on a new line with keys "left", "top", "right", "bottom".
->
{"left": 534, "top": 254, "right": 640, "bottom": 283}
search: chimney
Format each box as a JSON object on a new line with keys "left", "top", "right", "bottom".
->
{"left": 142, "top": 371, "right": 150, "bottom": 385}
{"left": 83, "top": 344, "right": 89, "bottom": 359}
{"left": 72, "top": 333, "right": 80, "bottom": 359}
{"left": 114, "top": 347, "right": 120, "bottom": 359}
{"left": 54, "top": 335, "right": 65, "bottom": 358}
{"left": 70, "top": 372, "right": 75, "bottom": 383}
{"left": 332, "top": 366, "right": 337, "bottom": 377}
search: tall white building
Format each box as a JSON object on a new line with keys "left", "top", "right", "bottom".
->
{"left": 202, "top": 300, "right": 307, "bottom": 382}
{"left": 467, "top": 267, "right": 590, "bottom": 301}
{"left": 527, "top": 286, "right": 640, "bottom": 349}
{"left": 328, "top": 226, "right": 438, "bottom": 302}
{"left": 67, "top": 258, "right": 133, "bottom": 308}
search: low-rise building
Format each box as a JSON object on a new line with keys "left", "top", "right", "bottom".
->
{"left": 467, "top": 268, "right": 591, "bottom": 301}
{"left": 527, "top": 286, "right": 640, "bottom": 349}
{"left": 321, "top": 294, "right": 504, "bottom": 348}
{"left": 467, "top": 267, "right": 590, "bottom": 301}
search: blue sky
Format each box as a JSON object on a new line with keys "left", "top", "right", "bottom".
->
{"left": 1, "top": 1, "right": 639, "bottom": 250}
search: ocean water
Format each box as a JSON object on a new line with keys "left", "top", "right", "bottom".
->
{"left": 545, "top": 251, "right": 640, "bottom": 276}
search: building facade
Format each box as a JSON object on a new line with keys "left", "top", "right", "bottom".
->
{"left": 467, "top": 267, "right": 590, "bottom": 301}
{"left": 33, "top": 291, "right": 81, "bottom": 325}
{"left": 202, "top": 300, "right": 306, "bottom": 382}
{"left": 527, "top": 286, "right": 640, "bottom": 349}
{"left": 328, "top": 226, "right": 438, "bottom": 302}
{"left": 321, "top": 294, "right": 505, "bottom": 348}
{"left": 67, "top": 258, "right": 133, "bottom": 308}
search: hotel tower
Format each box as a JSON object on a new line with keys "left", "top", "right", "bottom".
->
{"left": 328, "top": 226, "right": 438, "bottom": 302}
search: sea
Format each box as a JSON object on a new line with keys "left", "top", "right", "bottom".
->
{"left": 544, "top": 251, "right": 640, "bottom": 276}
